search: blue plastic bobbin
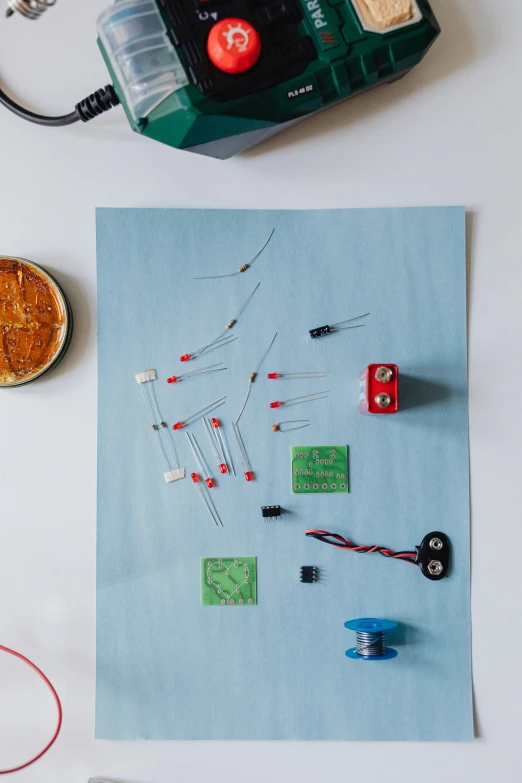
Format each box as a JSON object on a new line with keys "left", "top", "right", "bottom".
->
{"left": 344, "top": 618, "right": 398, "bottom": 661}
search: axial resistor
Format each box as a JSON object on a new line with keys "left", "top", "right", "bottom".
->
{"left": 226, "top": 319, "right": 236, "bottom": 329}
{"left": 238, "top": 264, "right": 249, "bottom": 273}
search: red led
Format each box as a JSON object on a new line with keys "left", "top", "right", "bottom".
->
{"left": 244, "top": 471, "right": 254, "bottom": 481}
{"left": 191, "top": 472, "right": 200, "bottom": 483}
{"left": 205, "top": 478, "right": 215, "bottom": 488}
{"left": 167, "top": 375, "right": 179, "bottom": 384}
{"left": 180, "top": 354, "right": 191, "bottom": 362}
{"left": 267, "top": 373, "right": 279, "bottom": 379}
{"left": 219, "top": 463, "right": 227, "bottom": 474}
{"left": 172, "top": 421, "right": 184, "bottom": 430}
{"left": 211, "top": 418, "right": 220, "bottom": 428}
{"left": 270, "top": 401, "right": 282, "bottom": 408}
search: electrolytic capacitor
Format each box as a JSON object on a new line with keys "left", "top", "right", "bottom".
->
{"left": 309, "top": 312, "right": 369, "bottom": 339}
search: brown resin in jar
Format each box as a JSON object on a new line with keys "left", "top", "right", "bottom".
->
{"left": 0, "top": 257, "right": 67, "bottom": 386}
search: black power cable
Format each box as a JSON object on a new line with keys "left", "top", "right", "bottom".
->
{"left": 0, "top": 83, "right": 120, "bottom": 127}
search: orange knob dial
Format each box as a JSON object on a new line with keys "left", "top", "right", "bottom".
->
{"left": 207, "top": 18, "right": 262, "bottom": 74}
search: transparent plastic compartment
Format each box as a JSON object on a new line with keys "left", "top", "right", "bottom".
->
{"left": 97, "top": 0, "right": 189, "bottom": 121}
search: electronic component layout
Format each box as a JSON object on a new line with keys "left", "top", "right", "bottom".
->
{"left": 292, "top": 445, "right": 348, "bottom": 494}
{"left": 201, "top": 557, "right": 257, "bottom": 606}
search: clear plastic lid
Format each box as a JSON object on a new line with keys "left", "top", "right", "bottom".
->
{"left": 97, "top": 0, "right": 189, "bottom": 121}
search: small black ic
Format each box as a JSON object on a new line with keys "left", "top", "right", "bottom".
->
{"left": 309, "top": 325, "right": 331, "bottom": 339}
{"left": 300, "top": 566, "right": 318, "bottom": 583}
{"left": 261, "top": 505, "right": 282, "bottom": 522}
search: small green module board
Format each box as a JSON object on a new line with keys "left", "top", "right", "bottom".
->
{"left": 201, "top": 557, "right": 257, "bottom": 606}
{"left": 291, "top": 446, "right": 349, "bottom": 494}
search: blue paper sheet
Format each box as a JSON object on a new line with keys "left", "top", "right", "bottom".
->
{"left": 96, "top": 207, "right": 472, "bottom": 741}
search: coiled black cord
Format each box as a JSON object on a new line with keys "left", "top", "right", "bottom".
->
{"left": 0, "top": 83, "right": 120, "bottom": 126}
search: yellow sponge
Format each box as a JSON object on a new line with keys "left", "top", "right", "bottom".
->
{"left": 356, "top": 0, "right": 413, "bottom": 29}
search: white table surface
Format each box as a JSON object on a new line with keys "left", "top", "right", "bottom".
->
{"left": 1, "top": 0, "right": 521, "bottom": 781}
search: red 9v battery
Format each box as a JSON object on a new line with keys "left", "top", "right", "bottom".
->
{"left": 359, "top": 364, "right": 399, "bottom": 414}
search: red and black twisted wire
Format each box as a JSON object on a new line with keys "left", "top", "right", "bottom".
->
{"left": 305, "top": 530, "right": 419, "bottom": 566}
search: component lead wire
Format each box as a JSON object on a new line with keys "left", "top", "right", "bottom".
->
{"left": 194, "top": 230, "right": 275, "bottom": 279}
{"left": 235, "top": 331, "right": 278, "bottom": 424}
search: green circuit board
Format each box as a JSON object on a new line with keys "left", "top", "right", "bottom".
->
{"left": 291, "top": 446, "right": 349, "bottom": 494}
{"left": 201, "top": 557, "right": 257, "bottom": 606}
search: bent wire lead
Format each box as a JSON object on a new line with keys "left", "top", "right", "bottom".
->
{"left": 180, "top": 283, "right": 260, "bottom": 362}
{"left": 167, "top": 362, "right": 226, "bottom": 384}
{"left": 191, "top": 472, "right": 223, "bottom": 527}
{"left": 232, "top": 421, "right": 254, "bottom": 481}
{"left": 309, "top": 312, "right": 370, "bottom": 339}
{"left": 217, "top": 419, "right": 235, "bottom": 476}
{"left": 272, "top": 419, "right": 311, "bottom": 432}
{"left": 205, "top": 417, "right": 235, "bottom": 476}
{"left": 235, "top": 331, "right": 278, "bottom": 424}
{"left": 210, "top": 418, "right": 231, "bottom": 475}
{"left": 172, "top": 396, "right": 226, "bottom": 430}
{"left": 194, "top": 229, "right": 275, "bottom": 279}
{"left": 267, "top": 370, "right": 327, "bottom": 380}
{"left": 135, "top": 369, "right": 185, "bottom": 483}
{"left": 179, "top": 334, "right": 237, "bottom": 363}
{"left": 203, "top": 417, "right": 223, "bottom": 471}
{"left": 269, "top": 390, "right": 329, "bottom": 409}
{"left": 186, "top": 432, "right": 215, "bottom": 487}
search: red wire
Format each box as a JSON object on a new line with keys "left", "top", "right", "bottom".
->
{"left": 306, "top": 530, "right": 419, "bottom": 564}
{"left": 0, "top": 645, "right": 62, "bottom": 775}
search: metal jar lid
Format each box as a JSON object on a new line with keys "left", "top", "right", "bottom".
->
{"left": 0, "top": 256, "right": 73, "bottom": 387}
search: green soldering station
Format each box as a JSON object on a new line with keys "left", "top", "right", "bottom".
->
{"left": 1, "top": 0, "right": 440, "bottom": 158}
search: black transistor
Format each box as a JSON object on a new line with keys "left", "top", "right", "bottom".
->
{"left": 300, "top": 566, "right": 318, "bottom": 583}
{"left": 261, "top": 505, "right": 282, "bottom": 522}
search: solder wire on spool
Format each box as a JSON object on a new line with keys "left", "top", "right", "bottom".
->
{"left": 344, "top": 618, "right": 398, "bottom": 660}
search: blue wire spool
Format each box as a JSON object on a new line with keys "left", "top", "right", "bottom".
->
{"left": 344, "top": 618, "right": 398, "bottom": 660}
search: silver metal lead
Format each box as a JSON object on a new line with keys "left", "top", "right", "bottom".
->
{"left": 330, "top": 312, "right": 370, "bottom": 329}
{"left": 194, "top": 230, "right": 275, "bottom": 279}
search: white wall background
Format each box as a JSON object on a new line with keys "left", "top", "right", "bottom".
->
{"left": 0, "top": 0, "right": 520, "bottom": 781}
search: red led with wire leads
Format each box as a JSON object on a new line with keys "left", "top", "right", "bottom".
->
{"left": 218, "top": 463, "right": 227, "bottom": 474}
{"left": 167, "top": 375, "right": 179, "bottom": 383}
{"left": 173, "top": 421, "right": 184, "bottom": 430}
{"left": 270, "top": 401, "right": 282, "bottom": 408}
{"left": 267, "top": 373, "right": 279, "bottom": 379}
{"left": 245, "top": 471, "right": 254, "bottom": 481}
{"left": 191, "top": 472, "right": 200, "bottom": 483}
{"left": 211, "top": 417, "right": 220, "bottom": 427}
{"left": 205, "top": 477, "right": 215, "bottom": 488}
{"left": 180, "top": 354, "right": 191, "bottom": 362}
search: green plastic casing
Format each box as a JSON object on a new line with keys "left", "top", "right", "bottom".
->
{"left": 98, "top": 0, "right": 440, "bottom": 157}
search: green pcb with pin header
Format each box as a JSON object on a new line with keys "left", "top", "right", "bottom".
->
{"left": 291, "top": 446, "right": 349, "bottom": 494}
{"left": 201, "top": 557, "right": 257, "bottom": 606}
